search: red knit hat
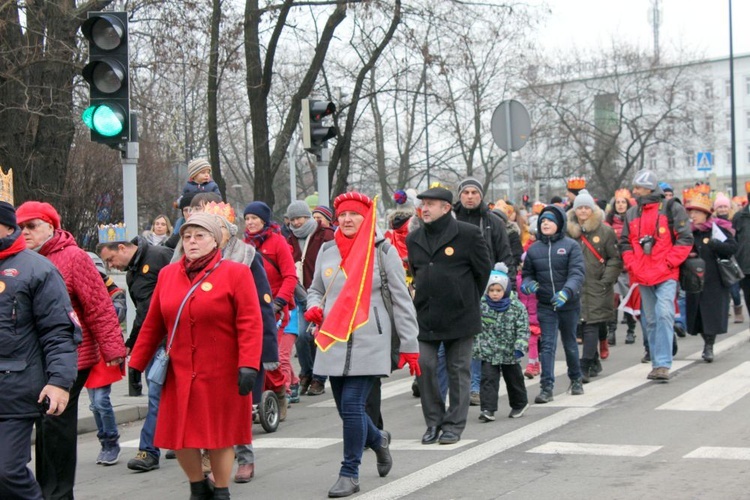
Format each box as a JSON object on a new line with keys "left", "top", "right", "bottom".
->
{"left": 333, "top": 192, "right": 372, "bottom": 218}
{"left": 16, "top": 201, "right": 61, "bottom": 229}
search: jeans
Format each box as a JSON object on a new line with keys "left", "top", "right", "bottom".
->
{"left": 676, "top": 287, "right": 687, "bottom": 328}
{"left": 470, "top": 358, "right": 481, "bottom": 393}
{"left": 537, "top": 306, "right": 582, "bottom": 390}
{"left": 329, "top": 376, "right": 382, "bottom": 478}
{"left": 639, "top": 280, "right": 677, "bottom": 369}
{"left": 87, "top": 385, "right": 118, "bottom": 438}
{"left": 140, "top": 350, "right": 164, "bottom": 458}
{"left": 730, "top": 282, "right": 742, "bottom": 307}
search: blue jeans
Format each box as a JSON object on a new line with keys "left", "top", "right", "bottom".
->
{"left": 730, "top": 282, "right": 742, "bottom": 306}
{"left": 329, "top": 376, "right": 382, "bottom": 478}
{"left": 639, "top": 280, "right": 677, "bottom": 369}
{"left": 537, "top": 305, "right": 582, "bottom": 390}
{"left": 87, "top": 385, "right": 118, "bottom": 438}
{"left": 470, "top": 358, "right": 481, "bottom": 393}
{"left": 675, "top": 288, "right": 686, "bottom": 329}
{"left": 140, "top": 349, "right": 164, "bottom": 458}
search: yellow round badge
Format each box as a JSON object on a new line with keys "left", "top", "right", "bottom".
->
{"left": 658, "top": 227, "right": 666, "bottom": 234}
{"left": 142, "top": 264, "right": 150, "bottom": 274}
{"left": 592, "top": 236, "right": 600, "bottom": 243}
{"left": 445, "top": 247, "right": 455, "bottom": 256}
{"left": 264, "top": 293, "right": 272, "bottom": 303}
{"left": 0, "top": 281, "right": 5, "bottom": 294}
{"left": 703, "top": 237, "right": 709, "bottom": 244}
{"left": 201, "top": 282, "right": 213, "bottom": 292}
{"left": 324, "top": 268, "right": 333, "bottom": 277}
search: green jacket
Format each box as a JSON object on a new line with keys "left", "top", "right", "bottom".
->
{"left": 473, "top": 293, "right": 529, "bottom": 365}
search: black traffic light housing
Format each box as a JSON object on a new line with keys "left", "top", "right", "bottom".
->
{"left": 81, "top": 12, "right": 130, "bottom": 146}
{"left": 302, "top": 98, "right": 336, "bottom": 152}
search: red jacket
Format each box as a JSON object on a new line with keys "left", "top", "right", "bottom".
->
{"left": 40, "top": 230, "right": 126, "bottom": 370}
{"left": 255, "top": 232, "right": 297, "bottom": 305}
{"left": 287, "top": 223, "right": 334, "bottom": 288}
{"left": 129, "top": 252, "right": 263, "bottom": 449}
{"left": 620, "top": 196, "right": 693, "bottom": 286}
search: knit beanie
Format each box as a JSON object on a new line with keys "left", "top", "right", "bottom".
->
{"left": 633, "top": 170, "right": 658, "bottom": 191}
{"left": 16, "top": 201, "right": 61, "bottom": 229}
{"left": 485, "top": 262, "right": 510, "bottom": 293}
{"left": 243, "top": 201, "right": 272, "bottom": 226}
{"left": 572, "top": 189, "right": 596, "bottom": 210}
{"left": 286, "top": 200, "right": 312, "bottom": 219}
{"left": 0, "top": 201, "right": 16, "bottom": 229}
{"left": 187, "top": 158, "right": 211, "bottom": 181}
{"left": 713, "top": 194, "right": 730, "bottom": 210}
{"left": 179, "top": 192, "right": 197, "bottom": 210}
{"left": 458, "top": 177, "right": 484, "bottom": 199}
{"left": 312, "top": 205, "right": 333, "bottom": 224}
{"left": 333, "top": 192, "right": 372, "bottom": 218}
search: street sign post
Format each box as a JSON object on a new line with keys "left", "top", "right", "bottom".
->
{"left": 491, "top": 100, "right": 531, "bottom": 203}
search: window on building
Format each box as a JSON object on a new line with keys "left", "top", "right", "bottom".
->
{"left": 746, "top": 111, "right": 750, "bottom": 130}
{"left": 747, "top": 145, "right": 750, "bottom": 164}
{"left": 705, "top": 115, "right": 714, "bottom": 133}
{"left": 727, "top": 147, "right": 733, "bottom": 165}
{"left": 726, "top": 79, "right": 732, "bottom": 98}
{"left": 668, "top": 151, "right": 676, "bottom": 170}
{"left": 727, "top": 112, "right": 732, "bottom": 131}
{"left": 746, "top": 76, "right": 750, "bottom": 95}
{"left": 685, "top": 150, "right": 694, "bottom": 168}
{"left": 704, "top": 81, "right": 713, "bottom": 99}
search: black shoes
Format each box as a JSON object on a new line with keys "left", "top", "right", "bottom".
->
{"left": 374, "top": 430, "right": 392, "bottom": 477}
{"left": 569, "top": 379, "right": 584, "bottom": 395}
{"left": 702, "top": 344, "right": 714, "bottom": 363}
{"left": 674, "top": 324, "right": 687, "bottom": 338}
{"left": 421, "top": 426, "right": 440, "bottom": 445}
{"left": 625, "top": 331, "right": 636, "bottom": 344}
{"left": 127, "top": 451, "right": 159, "bottom": 472}
{"left": 535, "top": 389, "right": 554, "bottom": 404}
{"left": 438, "top": 430, "right": 460, "bottom": 445}
{"left": 328, "top": 476, "right": 360, "bottom": 498}
{"left": 189, "top": 479, "right": 212, "bottom": 500}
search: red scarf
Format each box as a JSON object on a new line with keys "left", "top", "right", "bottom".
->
{"left": 334, "top": 228, "right": 357, "bottom": 265}
{"left": 0, "top": 232, "right": 26, "bottom": 260}
{"left": 183, "top": 248, "right": 219, "bottom": 282}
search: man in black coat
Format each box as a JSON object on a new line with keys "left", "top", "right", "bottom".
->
{"left": 98, "top": 236, "right": 174, "bottom": 472}
{"left": 407, "top": 187, "right": 491, "bottom": 445}
{"left": 0, "top": 202, "right": 79, "bottom": 499}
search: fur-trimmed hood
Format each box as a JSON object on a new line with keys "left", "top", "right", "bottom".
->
{"left": 387, "top": 204, "right": 416, "bottom": 227}
{"left": 566, "top": 205, "right": 604, "bottom": 239}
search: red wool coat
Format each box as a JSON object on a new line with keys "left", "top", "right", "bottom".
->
{"left": 255, "top": 232, "right": 297, "bottom": 305}
{"left": 129, "top": 253, "right": 263, "bottom": 450}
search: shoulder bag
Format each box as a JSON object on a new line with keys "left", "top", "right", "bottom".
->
{"left": 717, "top": 255, "right": 743, "bottom": 288}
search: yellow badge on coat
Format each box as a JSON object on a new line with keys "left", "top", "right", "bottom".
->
{"left": 0, "top": 281, "right": 5, "bottom": 294}
{"left": 264, "top": 293, "right": 272, "bottom": 303}
{"left": 201, "top": 282, "right": 213, "bottom": 292}
{"left": 445, "top": 247, "right": 455, "bottom": 256}
{"left": 324, "top": 267, "right": 333, "bottom": 277}
{"left": 592, "top": 236, "right": 600, "bottom": 243}
{"left": 703, "top": 237, "right": 709, "bottom": 244}
{"left": 659, "top": 227, "right": 666, "bottom": 234}
{"left": 142, "top": 264, "right": 150, "bottom": 274}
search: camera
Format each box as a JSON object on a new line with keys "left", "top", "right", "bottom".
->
{"left": 640, "top": 235, "right": 655, "bottom": 255}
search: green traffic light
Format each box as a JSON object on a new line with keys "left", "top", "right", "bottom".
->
{"left": 82, "top": 104, "right": 124, "bottom": 137}
{"left": 82, "top": 106, "right": 95, "bottom": 129}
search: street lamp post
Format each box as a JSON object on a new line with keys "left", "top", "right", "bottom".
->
{"left": 729, "top": 0, "right": 737, "bottom": 195}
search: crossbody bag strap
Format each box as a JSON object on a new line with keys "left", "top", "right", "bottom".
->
{"left": 580, "top": 234, "right": 605, "bottom": 264}
{"left": 165, "top": 260, "right": 222, "bottom": 355}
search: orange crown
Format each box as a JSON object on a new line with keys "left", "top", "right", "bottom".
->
{"left": 567, "top": 177, "right": 586, "bottom": 190}
{"left": 202, "top": 201, "right": 236, "bottom": 224}
{"left": 614, "top": 188, "right": 631, "bottom": 201}
{"left": 733, "top": 195, "right": 748, "bottom": 207}
{"left": 532, "top": 201, "right": 546, "bottom": 214}
{"left": 745, "top": 181, "right": 750, "bottom": 194}
{"left": 694, "top": 183, "right": 711, "bottom": 195}
{"left": 685, "top": 192, "right": 712, "bottom": 214}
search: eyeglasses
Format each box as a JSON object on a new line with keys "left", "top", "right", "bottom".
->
{"left": 20, "top": 221, "right": 42, "bottom": 230}
{"left": 182, "top": 231, "right": 210, "bottom": 242}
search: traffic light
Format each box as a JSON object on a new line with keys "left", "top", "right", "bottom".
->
{"left": 80, "top": 12, "right": 129, "bottom": 146}
{"left": 302, "top": 98, "right": 336, "bottom": 152}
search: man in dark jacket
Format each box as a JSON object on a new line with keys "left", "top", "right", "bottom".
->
{"left": 98, "top": 237, "right": 173, "bottom": 472}
{"left": 732, "top": 182, "right": 750, "bottom": 320}
{"left": 521, "top": 205, "right": 585, "bottom": 403}
{"left": 620, "top": 170, "right": 692, "bottom": 382}
{"left": 0, "top": 202, "right": 79, "bottom": 499}
{"left": 407, "top": 187, "right": 491, "bottom": 445}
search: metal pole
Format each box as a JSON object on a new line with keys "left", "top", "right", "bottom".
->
{"left": 504, "top": 103, "right": 514, "bottom": 202}
{"left": 729, "top": 0, "right": 737, "bottom": 195}
{"left": 122, "top": 114, "right": 139, "bottom": 241}
{"left": 289, "top": 135, "right": 297, "bottom": 201}
{"left": 317, "top": 146, "right": 330, "bottom": 207}
{"left": 424, "top": 63, "right": 431, "bottom": 187}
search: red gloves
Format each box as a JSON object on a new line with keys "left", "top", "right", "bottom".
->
{"left": 304, "top": 306, "right": 324, "bottom": 325}
{"left": 398, "top": 353, "right": 421, "bottom": 376}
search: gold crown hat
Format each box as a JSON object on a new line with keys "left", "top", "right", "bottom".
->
{"left": 684, "top": 192, "right": 713, "bottom": 215}
{"left": 532, "top": 201, "right": 546, "bottom": 215}
{"left": 745, "top": 181, "right": 750, "bottom": 194}
{"left": 694, "top": 183, "right": 711, "bottom": 195}
{"left": 202, "top": 201, "right": 236, "bottom": 224}
{"left": 567, "top": 176, "right": 586, "bottom": 191}
{"left": 0, "top": 168, "right": 13, "bottom": 204}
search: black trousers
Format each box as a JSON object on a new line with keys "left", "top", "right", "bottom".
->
{"left": 741, "top": 276, "right": 750, "bottom": 318}
{"left": 0, "top": 417, "right": 43, "bottom": 500}
{"left": 365, "top": 378, "right": 384, "bottom": 430}
{"left": 581, "top": 322, "right": 604, "bottom": 361}
{"left": 35, "top": 368, "right": 89, "bottom": 500}
{"left": 479, "top": 361, "right": 528, "bottom": 412}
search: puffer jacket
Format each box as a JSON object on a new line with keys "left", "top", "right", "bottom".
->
{"left": 521, "top": 205, "right": 585, "bottom": 311}
{"left": 473, "top": 294, "right": 529, "bottom": 365}
{"left": 39, "top": 230, "right": 126, "bottom": 369}
{"left": 619, "top": 191, "right": 693, "bottom": 286}
{"left": 567, "top": 207, "right": 622, "bottom": 323}
{"left": 732, "top": 205, "right": 750, "bottom": 274}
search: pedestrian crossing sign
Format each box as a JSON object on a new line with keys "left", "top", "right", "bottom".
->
{"left": 696, "top": 151, "right": 713, "bottom": 171}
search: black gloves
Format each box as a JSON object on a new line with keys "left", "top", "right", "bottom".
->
{"left": 273, "top": 297, "right": 287, "bottom": 315}
{"left": 238, "top": 367, "right": 258, "bottom": 396}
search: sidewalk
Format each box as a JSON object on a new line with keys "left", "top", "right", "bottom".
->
{"left": 77, "top": 377, "right": 149, "bottom": 435}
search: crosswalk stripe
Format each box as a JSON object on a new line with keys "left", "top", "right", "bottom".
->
{"left": 544, "top": 360, "right": 691, "bottom": 408}
{"left": 389, "top": 439, "right": 476, "bottom": 451}
{"left": 684, "top": 447, "right": 750, "bottom": 460}
{"left": 527, "top": 441, "right": 662, "bottom": 457}
{"left": 355, "top": 408, "right": 596, "bottom": 500}
{"left": 685, "top": 329, "right": 749, "bottom": 360}
{"left": 656, "top": 361, "right": 750, "bottom": 412}
{"left": 252, "top": 438, "right": 340, "bottom": 449}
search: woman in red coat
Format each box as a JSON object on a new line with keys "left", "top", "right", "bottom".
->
{"left": 129, "top": 213, "right": 263, "bottom": 500}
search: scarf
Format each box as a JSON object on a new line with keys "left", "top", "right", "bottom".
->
{"left": 145, "top": 231, "right": 168, "bottom": 246}
{"left": 0, "top": 229, "right": 27, "bottom": 260}
{"left": 244, "top": 222, "right": 280, "bottom": 248}
{"left": 183, "top": 247, "right": 219, "bottom": 282}
{"left": 691, "top": 216, "right": 735, "bottom": 236}
{"left": 334, "top": 227, "right": 357, "bottom": 264}
{"left": 485, "top": 294, "right": 511, "bottom": 312}
{"left": 291, "top": 217, "right": 317, "bottom": 239}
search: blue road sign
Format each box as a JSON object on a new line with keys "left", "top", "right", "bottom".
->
{"left": 696, "top": 151, "right": 713, "bottom": 171}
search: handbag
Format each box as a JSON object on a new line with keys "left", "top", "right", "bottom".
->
{"left": 376, "top": 241, "right": 400, "bottom": 372}
{"left": 679, "top": 257, "right": 705, "bottom": 294}
{"left": 146, "top": 260, "right": 221, "bottom": 385}
{"left": 717, "top": 255, "right": 743, "bottom": 288}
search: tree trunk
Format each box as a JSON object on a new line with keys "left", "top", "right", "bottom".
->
{"left": 207, "top": 0, "right": 225, "bottom": 199}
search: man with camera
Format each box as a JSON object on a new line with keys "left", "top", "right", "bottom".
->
{"left": 619, "top": 170, "right": 693, "bottom": 382}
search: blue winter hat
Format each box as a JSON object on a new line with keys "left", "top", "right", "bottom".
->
{"left": 243, "top": 201, "right": 272, "bottom": 226}
{"left": 486, "top": 262, "right": 510, "bottom": 293}
{"left": 539, "top": 211, "right": 557, "bottom": 223}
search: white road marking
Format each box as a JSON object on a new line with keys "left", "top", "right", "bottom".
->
{"left": 355, "top": 408, "right": 597, "bottom": 500}
{"left": 685, "top": 329, "right": 750, "bottom": 360}
{"left": 684, "top": 447, "right": 750, "bottom": 460}
{"left": 120, "top": 439, "right": 140, "bottom": 448}
{"left": 656, "top": 361, "right": 750, "bottom": 412}
{"left": 309, "top": 377, "right": 415, "bottom": 408}
{"left": 252, "top": 437, "right": 341, "bottom": 449}
{"left": 527, "top": 441, "right": 662, "bottom": 457}
{"left": 389, "top": 439, "right": 476, "bottom": 451}
{"left": 545, "top": 360, "right": 691, "bottom": 407}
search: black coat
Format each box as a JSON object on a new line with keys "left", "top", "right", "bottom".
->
{"left": 732, "top": 206, "right": 750, "bottom": 274}
{"left": 407, "top": 214, "right": 491, "bottom": 341}
{"left": 454, "top": 201, "right": 513, "bottom": 273}
{"left": 125, "top": 237, "right": 174, "bottom": 348}
{"left": 0, "top": 230, "right": 80, "bottom": 418}
{"left": 686, "top": 223, "right": 737, "bottom": 336}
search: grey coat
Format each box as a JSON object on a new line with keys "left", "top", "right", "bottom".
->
{"left": 309, "top": 233, "right": 419, "bottom": 377}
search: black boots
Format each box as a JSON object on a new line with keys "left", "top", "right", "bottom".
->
{"left": 373, "top": 430, "right": 392, "bottom": 477}
{"left": 328, "top": 476, "right": 360, "bottom": 498}
{"left": 189, "top": 479, "right": 213, "bottom": 500}
{"left": 702, "top": 334, "right": 715, "bottom": 363}
{"left": 625, "top": 313, "right": 636, "bottom": 344}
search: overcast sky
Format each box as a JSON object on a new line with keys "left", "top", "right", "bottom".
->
{"left": 531, "top": 0, "right": 750, "bottom": 60}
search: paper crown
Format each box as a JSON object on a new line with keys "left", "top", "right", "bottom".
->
{"left": 694, "top": 183, "right": 711, "bottom": 195}
{"left": 98, "top": 223, "right": 127, "bottom": 244}
{"left": 733, "top": 195, "right": 748, "bottom": 207}
{"left": 532, "top": 201, "right": 546, "bottom": 214}
{"left": 745, "top": 181, "right": 750, "bottom": 194}
{"left": 567, "top": 176, "right": 586, "bottom": 190}
{"left": 614, "top": 188, "right": 632, "bottom": 201}
{"left": 202, "top": 201, "right": 236, "bottom": 224}
{"left": 684, "top": 192, "right": 712, "bottom": 214}
{"left": 0, "top": 168, "right": 13, "bottom": 205}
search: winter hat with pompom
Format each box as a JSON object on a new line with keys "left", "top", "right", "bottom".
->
{"left": 485, "top": 262, "right": 510, "bottom": 293}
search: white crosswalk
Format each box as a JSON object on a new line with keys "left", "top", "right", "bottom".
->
{"left": 527, "top": 441, "right": 662, "bottom": 457}
{"left": 657, "top": 361, "right": 750, "bottom": 412}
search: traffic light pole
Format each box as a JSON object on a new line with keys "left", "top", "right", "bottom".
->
{"left": 121, "top": 113, "right": 139, "bottom": 241}
{"left": 316, "top": 146, "right": 330, "bottom": 207}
